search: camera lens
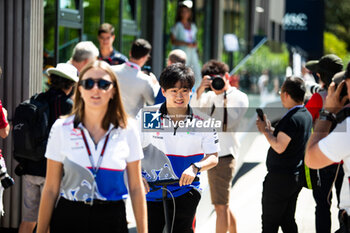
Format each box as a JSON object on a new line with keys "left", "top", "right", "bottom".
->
{"left": 211, "top": 76, "right": 225, "bottom": 90}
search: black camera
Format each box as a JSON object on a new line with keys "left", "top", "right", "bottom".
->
{"left": 205, "top": 75, "right": 225, "bottom": 91}
{"left": 0, "top": 163, "right": 14, "bottom": 189}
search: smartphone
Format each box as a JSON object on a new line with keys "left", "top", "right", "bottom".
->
{"left": 256, "top": 108, "right": 264, "bottom": 121}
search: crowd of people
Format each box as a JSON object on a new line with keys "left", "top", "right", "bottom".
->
{"left": 1, "top": 2, "right": 350, "bottom": 233}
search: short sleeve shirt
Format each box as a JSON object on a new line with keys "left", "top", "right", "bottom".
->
{"left": 0, "top": 100, "right": 8, "bottom": 129}
{"left": 266, "top": 107, "right": 312, "bottom": 174}
{"left": 171, "top": 22, "right": 198, "bottom": 44}
{"left": 136, "top": 103, "right": 220, "bottom": 201}
{"left": 305, "top": 92, "right": 324, "bottom": 121}
{"left": 45, "top": 115, "right": 144, "bottom": 201}
{"left": 319, "top": 117, "right": 350, "bottom": 213}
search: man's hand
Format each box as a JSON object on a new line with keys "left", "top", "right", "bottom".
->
{"left": 179, "top": 165, "right": 197, "bottom": 187}
{"left": 196, "top": 75, "right": 211, "bottom": 99}
{"left": 256, "top": 114, "right": 271, "bottom": 134}
{"left": 324, "top": 81, "right": 349, "bottom": 113}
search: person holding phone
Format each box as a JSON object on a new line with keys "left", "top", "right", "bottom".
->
{"left": 256, "top": 76, "right": 312, "bottom": 233}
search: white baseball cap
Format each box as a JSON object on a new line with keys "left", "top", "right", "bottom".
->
{"left": 47, "top": 63, "right": 79, "bottom": 82}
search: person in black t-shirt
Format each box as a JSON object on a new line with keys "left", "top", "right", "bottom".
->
{"left": 256, "top": 76, "right": 313, "bottom": 233}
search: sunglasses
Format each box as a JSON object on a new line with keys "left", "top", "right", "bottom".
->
{"left": 79, "top": 78, "right": 115, "bottom": 90}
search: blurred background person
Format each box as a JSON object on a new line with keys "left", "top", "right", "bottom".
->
{"left": 167, "top": 49, "right": 187, "bottom": 66}
{"left": 171, "top": 1, "right": 201, "bottom": 89}
{"left": 17, "top": 63, "right": 78, "bottom": 233}
{"left": 112, "top": 38, "right": 158, "bottom": 118}
{"left": 258, "top": 70, "right": 269, "bottom": 97}
{"left": 98, "top": 23, "right": 128, "bottom": 65}
{"left": 69, "top": 41, "right": 99, "bottom": 73}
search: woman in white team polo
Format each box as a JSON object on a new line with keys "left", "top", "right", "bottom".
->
{"left": 37, "top": 60, "right": 147, "bottom": 233}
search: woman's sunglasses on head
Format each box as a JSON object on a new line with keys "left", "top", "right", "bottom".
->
{"left": 79, "top": 78, "right": 115, "bottom": 90}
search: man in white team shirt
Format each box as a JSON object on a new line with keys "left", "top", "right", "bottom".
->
{"left": 305, "top": 69, "right": 350, "bottom": 232}
{"left": 190, "top": 60, "right": 248, "bottom": 233}
{"left": 112, "top": 38, "right": 158, "bottom": 118}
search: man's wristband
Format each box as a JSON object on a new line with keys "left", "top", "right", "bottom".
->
{"left": 191, "top": 162, "right": 202, "bottom": 173}
{"left": 319, "top": 109, "right": 337, "bottom": 124}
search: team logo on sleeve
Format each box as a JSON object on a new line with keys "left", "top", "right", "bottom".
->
{"left": 143, "top": 110, "right": 161, "bottom": 129}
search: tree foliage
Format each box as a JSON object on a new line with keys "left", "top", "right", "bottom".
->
{"left": 325, "top": 0, "right": 350, "bottom": 50}
{"left": 324, "top": 32, "right": 347, "bottom": 59}
{"left": 239, "top": 44, "right": 289, "bottom": 77}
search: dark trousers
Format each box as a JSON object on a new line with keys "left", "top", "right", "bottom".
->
{"left": 262, "top": 172, "right": 302, "bottom": 233}
{"left": 313, "top": 164, "right": 344, "bottom": 233}
{"left": 147, "top": 188, "right": 201, "bottom": 233}
{"left": 50, "top": 197, "right": 128, "bottom": 233}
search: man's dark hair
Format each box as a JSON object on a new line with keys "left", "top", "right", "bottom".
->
{"left": 201, "top": 60, "right": 229, "bottom": 77}
{"left": 49, "top": 74, "right": 76, "bottom": 90}
{"left": 159, "top": 63, "right": 194, "bottom": 91}
{"left": 282, "top": 76, "right": 306, "bottom": 103}
{"left": 98, "top": 23, "right": 115, "bottom": 36}
{"left": 131, "top": 39, "right": 152, "bottom": 59}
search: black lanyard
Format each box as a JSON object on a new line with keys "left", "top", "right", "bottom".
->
{"left": 80, "top": 128, "right": 111, "bottom": 177}
{"left": 210, "top": 91, "right": 227, "bottom": 132}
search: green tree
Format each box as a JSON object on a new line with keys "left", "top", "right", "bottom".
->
{"left": 325, "top": 0, "right": 350, "bottom": 50}
{"left": 324, "top": 32, "right": 347, "bottom": 59}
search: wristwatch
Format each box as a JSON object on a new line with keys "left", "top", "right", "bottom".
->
{"left": 319, "top": 109, "right": 337, "bottom": 123}
{"left": 191, "top": 162, "right": 202, "bottom": 173}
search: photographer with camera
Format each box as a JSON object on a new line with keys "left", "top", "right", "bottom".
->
{"left": 305, "top": 65, "right": 350, "bottom": 233}
{"left": 0, "top": 65, "right": 14, "bottom": 216}
{"left": 305, "top": 54, "right": 344, "bottom": 233}
{"left": 191, "top": 60, "right": 248, "bottom": 233}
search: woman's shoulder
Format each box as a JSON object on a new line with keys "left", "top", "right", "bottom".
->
{"left": 53, "top": 114, "right": 75, "bottom": 128}
{"left": 173, "top": 22, "right": 183, "bottom": 31}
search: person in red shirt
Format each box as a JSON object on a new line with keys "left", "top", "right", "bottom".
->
{"left": 0, "top": 66, "right": 9, "bottom": 139}
{"left": 305, "top": 54, "right": 344, "bottom": 233}
{"left": 0, "top": 100, "right": 9, "bottom": 139}
{"left": 0, "top": 66, "right": 11, "bottom": 216}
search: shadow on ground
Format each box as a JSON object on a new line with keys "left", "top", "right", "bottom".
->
{"left": 232, "top": 162, "right": 261, "bottom": 187}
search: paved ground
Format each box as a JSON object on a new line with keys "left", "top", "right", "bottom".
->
{"left": 196, "top": 134, "right": 340, "bottom": 233}
{"left": 127, "top": 134, "right": 340, "bottom": 232}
